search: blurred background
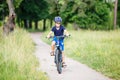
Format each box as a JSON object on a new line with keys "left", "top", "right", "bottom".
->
{"left": 0, "top": 0, "right": 120, "bottom": 80}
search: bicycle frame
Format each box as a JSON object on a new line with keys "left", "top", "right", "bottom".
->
{"left": 55, "top": 37, "right": 62, "bottom": 51}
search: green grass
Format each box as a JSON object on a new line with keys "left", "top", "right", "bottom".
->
{"left": 0, "top": 28, "right": 48, "bottom": 80}
{"left": 41, "top": 29, "right": 120, "bottom": 80}
{"left": 27, "top": 29, "right": 44, "bottom": 32}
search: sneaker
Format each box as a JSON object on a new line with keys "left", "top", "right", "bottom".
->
{"left": 62, "top": 62, "right": 67, "bottom": 67}
{"left": 50, "top": 51, "right": 54, "bottom": 56}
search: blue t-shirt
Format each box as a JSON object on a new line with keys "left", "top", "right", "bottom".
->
{"left": 51, "top": 25, "right": 65, "bottom": 36}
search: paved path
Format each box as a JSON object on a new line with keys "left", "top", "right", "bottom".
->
{"left": 30, "top": 32, "right": 112, "bottom": 80}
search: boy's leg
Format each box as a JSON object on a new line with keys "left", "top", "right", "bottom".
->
{"left": 60, "top": 40, "right": 67, "bottom": 66}
{"left": 62, "top": 51, "right": 67, "bottom": 66}
{"left": 62, "top": 51, "right": 65, "bottom": 62}
{"left": 51, "top": 41, "right": 55, "bottom": 56}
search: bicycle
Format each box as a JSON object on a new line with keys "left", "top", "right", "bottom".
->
{"left": 48, "top": 35, "right": 69, "bottom": 74}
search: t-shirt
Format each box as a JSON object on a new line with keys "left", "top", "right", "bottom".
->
{"left": 51, "top": 25, "right": 65, "bottom": 36}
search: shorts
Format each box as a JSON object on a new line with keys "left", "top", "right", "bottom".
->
{"left": 53, "top": 37, "right": 64, "bottom": 51}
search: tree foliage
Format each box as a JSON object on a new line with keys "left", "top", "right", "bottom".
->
{"left": 13, "top": 0, "right": 23, "bottom": 8}
{"left": 0, "top": 0, "right": 118, "bottom": 30}
{"left": 17, "top": 0, "right": 48, "bottom": 21}
{"left": 0, "top": 0, "right": 8, "bottom": 20}
{"left": 59, "top": 0, "right": 112, "bottom": 30}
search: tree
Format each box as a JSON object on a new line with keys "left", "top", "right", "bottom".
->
{"left": 58, "top": 0, "right": 111, "bottom": 30}
{"left": 114, "top": 0, "right": 118, "bottom": 29}
{"left": 0, "top": 1, "right": 8, "bottom": 21}
{"left": 117, "top": 0, "right": 120, "bottom": 27}
{"left": 17, "top": 0, "right": 49, "bottom": 30}
{"left": 44, "top": 0, "right": 57, "bottom": 28}
{"left": 3, "top": 0, "right": 16, "bottom": 35}
{"left": 2, "top": 0, "right": 23, "bottom": 35}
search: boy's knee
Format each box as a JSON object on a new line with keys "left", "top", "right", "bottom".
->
{"left": 51, "top": 41, "right": 55, "bottom": 46}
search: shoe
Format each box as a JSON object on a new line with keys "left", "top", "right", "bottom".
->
{"left": 62, "top": 62, "right": 67, "bottom": 67}
{"left": 50, "top": 51, "right": 54, "bottom": 56}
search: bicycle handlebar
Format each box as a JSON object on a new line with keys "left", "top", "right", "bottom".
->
{"left": 49, "top": 35, "right": 70, "bottom": 39}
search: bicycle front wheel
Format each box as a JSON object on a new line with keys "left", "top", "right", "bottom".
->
{"left": 55, "top": 49, "right": 62, "bottom": 74}
{"left": 57, "top": 61, "right": 62, "bottom": 74}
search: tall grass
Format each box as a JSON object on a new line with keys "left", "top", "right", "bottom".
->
{"left": 42, "top": 29, "right": 120, "bottom": 80}
{"left": 0, "top": 28, "right": 48, "bottom": 80}
{"left": 65, "top": 30, "right": 120, "bottom": 80}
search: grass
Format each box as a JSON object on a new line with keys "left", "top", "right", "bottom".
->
{"left": 27, "top": 29, "right": 44, "bottom": 32}
{"left": 41, "top": 29, "right": 120, "bottom": 80}
{"left": 0, "top": 28, "right": 48, "bottom": 80}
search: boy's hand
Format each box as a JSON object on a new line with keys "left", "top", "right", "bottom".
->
{"left": 46, "top": 31, "right": 53, "bottom": 39}
{"left": 46, "top": 35, "right": 50, "bottom": 39}
{"left": 66, "top": 34, "right": 70, "bottom": 37}
{"left": 47, "top": 35, "right": 52, "bottom": 39}
{"left": 64, "top": 30, "right": 70, "bottom": 37}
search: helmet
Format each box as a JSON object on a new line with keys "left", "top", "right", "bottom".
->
{"left": 54, "top": 16, "right": 62, "bottom": 22}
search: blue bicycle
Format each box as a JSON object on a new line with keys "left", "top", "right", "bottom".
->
{"left": 49, "top": 35, "right": 69, "bottom": 74}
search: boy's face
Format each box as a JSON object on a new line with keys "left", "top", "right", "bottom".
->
{"left": 55, "top": 22, "right": 61, "bottom": 28}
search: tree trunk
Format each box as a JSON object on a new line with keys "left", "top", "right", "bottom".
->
{"left": 114, "top": 0, "right": 118, "bottom": 29}
{"left": 43, "top": 19, "right": 46, "bottom": 31}
{"left": 35, "top": 21, "right": 38, "bottom": 30}
{"left": 24, "top": 19, "right": 27, "bottom": 29}
{"left": 73, "top": 22, "right": 79, "bottom": 30}
{"left": 29, "top": 20, "right": 32, "bottom": 29}
{"left": 3, "top": 0, "right": 16, "bottom": 35}
{"left": 7, "top": 0, "right": 15, "bottom": 17}
{"left": 50, "top": 19, "right": 53, "bottom": 28}
{"left": 117, "top": 0, "right": 120, "bottom": 27}
{"left": 55, "top": 0, "right": 59, "bottom": 16}
{"left": 20, "top": 19, "right": 22, "bottom": 28}
{"left": 17, "top": 17, "right": 21, "bottom": 27}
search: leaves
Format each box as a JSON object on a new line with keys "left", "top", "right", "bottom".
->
{"left": 17, "top": 0, "right": 49, "bottom": 21}
{"left": 59, "top": 0, "right": 112, "bottom": 29}
{"left": 13, "top": 0, "right": 23, "bottom": 8}
{"left": 0, "top": 0, "right": 118, "bottom": 30}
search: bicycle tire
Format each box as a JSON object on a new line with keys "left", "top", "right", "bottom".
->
{"left": 55, "top": 49, "right": 62, "bottom": 74}
{"left": 55, "top": 49, "right": 58, "bottom": 64}
{"left": 57, "top": 61, "right": 62, "bottom": 74}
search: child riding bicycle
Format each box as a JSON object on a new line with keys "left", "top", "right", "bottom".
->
{"left": 47, "top": 16, "right": 70, "bottom": 66}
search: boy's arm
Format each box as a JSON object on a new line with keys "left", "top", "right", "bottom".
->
{"left": 47, "top": 31, "right": 53, "bottom": 38}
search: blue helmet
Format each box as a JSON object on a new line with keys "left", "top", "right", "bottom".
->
{"left": 54, "top": 16, "right": 62, "bottom": 22}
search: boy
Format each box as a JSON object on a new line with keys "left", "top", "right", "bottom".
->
{"left": 47, "top": 16, "right": 69, "bottom": 66}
